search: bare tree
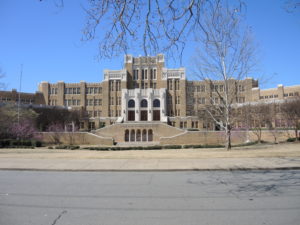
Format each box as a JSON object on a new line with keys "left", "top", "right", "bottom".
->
{"left": 281, "top": 97, "right": 300, "bottom": 141}
{"left": 284, "top": 0, "right": 300, "bottom": 13}
{"left": 192, "top": 1, "right": 256, "bottom": 149}
{"left": 248, "top": 103, "right": 272, "bottom": 144}
{"left": 41, "top": 0, "right": 244, "bottom": 61}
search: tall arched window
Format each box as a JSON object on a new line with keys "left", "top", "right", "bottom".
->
{"left": 130, "top": 130, "right": 135, "bottom": 142}
{"left": 153, "top": 99, "right": 160, "bottom": 107}
{"left": 125, "top": 130, "right": 129, "bottom": 142}
{"left": 140, "top": 99, "right": 148, "bottom": 108}
{"left": 128, "top": 99, "right": 135, "bottom": 108}
{"left": 136, "top": 129, "right": 141, "bottom": 142}
{"left": 142, "top": 129, "right": 147, "bottom": 142}
{"left": 148, "top": 129, "right": 153, "bottom": 142}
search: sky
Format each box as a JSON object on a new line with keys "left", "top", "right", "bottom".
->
{"left": 0, "top": 0, "right": 299, "bottom": 93}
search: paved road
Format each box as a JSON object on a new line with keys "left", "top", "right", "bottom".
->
{"left": 0, "top": 170, "right": 300, "bottom": 225}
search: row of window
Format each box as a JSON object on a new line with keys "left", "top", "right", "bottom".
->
{"left": 284, "top": 92, "right": 299, "bottom": 97}
{"left": 188, "top": 84, "right": 245, "bottom": 93}
{"left": 49, "top": 100, "right": 57, "bottom": 106}
{"left": 134, "top": 82, "right": 157, "bottom": 89}
{"left": 64, "top": 99, "right": 81, "bottom": 106}
{"left": 49, "top": 88, "right": 58, "bottom": 95}
{"left": 260, "top": 92, "right": 299, "bottom": 99}
{"left": 127, "top": 99, "right": 160, "bottom": 108}
{"left": 50, "top": 87, "right": 103, "bottom": 95}
{"left": 167, "top": 109, "right": 181, "bottom": 116}
{"left": 167, "top": 79, "right": 180, "bottom": 90}
{"left": 109, "top": 110, "right": 121, "bottom": 117}
{"left": 87, "top": 110, "right": 121, "bottom": 118}
{"left": 133, "top": 68, "right": 157, "bottom": 80}
{"left": 0, "top": 98, "right": 34, "bottom": 104}
{"left": 169, "top": 121, "right": 199, "bottom": 129}
{"left": 109, "top": 81, "right": 121, "bottom": 91}
{"left": 109, "top": 97, "right": 122, "bottom": 105}
{"left": 65, "top": 88, "right": 81, "bottom": 95}
{"left": 125, "top": 129, "right": 153, "bottom": 142}
{"left": 87, "top": 110, "right": 102, "bottom": 117}
{"left": 86, "top": 99, "right": 102, "bottom": 106}
{"left": 260, "top": 94, "right": 279, "bottom": 99}
{"left": 86, "top": 87, "right": 102, "bottom": 94}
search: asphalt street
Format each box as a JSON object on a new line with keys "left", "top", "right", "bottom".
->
{"left": 0, "top": 170, "right": 300, "bottom": 225}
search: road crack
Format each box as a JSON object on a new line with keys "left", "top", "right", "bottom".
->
{"left": 51, "top": 210, "right": 67, "bottom": 225}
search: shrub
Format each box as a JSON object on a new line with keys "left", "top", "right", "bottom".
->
{"left": 187, "top": 128, "right": 199, "bottom": 131}
{"left": 143, "top": 145, "right": 162, "bottom": 150}
{"left": 287, "top": 137, "right": 296, "bottom": 142}
{"left": 163, "top": 145, "right": 182, "bottom": 149}
{"left": 55, "top": 145, "right": 80, "bottom": 150}
{"left": 48, "top": 146, "right": 53, "bottom": 149}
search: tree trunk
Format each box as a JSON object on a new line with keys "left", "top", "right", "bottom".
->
{"left": 226, "top": 129, "right": 232, "bottom": 150}
{"left": 258, "top": 129, "right": 262, "bottom": 144}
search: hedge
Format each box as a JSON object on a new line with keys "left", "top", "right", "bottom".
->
{"left": 0, "top": 139, "right": 42, "bottom": 148}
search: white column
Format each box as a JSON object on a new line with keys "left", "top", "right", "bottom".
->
{"left": 135, "top": 92, "right": 140, "bottom": 121}
{"left": 148, "top": 92, "right": 153, "bottom": 121}
{"left": 122, "top": 90, "right": 127, "bottom": 122}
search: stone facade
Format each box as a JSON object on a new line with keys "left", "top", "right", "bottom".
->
{"left": 0, "top": 89, "right": 45, "bottom": 105}
{"left": 38, "top": 54, "right": 300, "bottom": 132}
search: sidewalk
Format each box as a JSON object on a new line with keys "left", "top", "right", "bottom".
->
{"left": 0, "top": 143, "right": 300, "bottom": 171}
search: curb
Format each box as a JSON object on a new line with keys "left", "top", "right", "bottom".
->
{"left": 1, "top": 167, "right": 300, "bottom": 172}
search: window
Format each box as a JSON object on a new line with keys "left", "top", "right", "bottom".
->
{"left": 142, "top": 69, "right": 145, "bottom": 80}
{"left": 175, "top": 96, "right": 180, "bottom": 104}
{"left": 153, "top": 83, "right": 156, "bottom": 89}
{"left": 110, "top": 97, "right": 114, "bottom": 105}
{"left": 150, "top": 69, "right": 153, "bottom": 80}
{"left": 213, "top": 85, "right": 218, "bottom": 92}
{"left": 289, "top": 92, "right": 294, "bottom": 96}
{"left": 109, "top": 81, "right": 114, "bottom": 91}
{"left": 145, "top": 69, "right": 148, "bottom": 80}
{"left": 128, "top": 99, "right": 135, "bottom": 108}
{"left": 175, "top": 79, "right": 180, "bottom": 90}
{"left": 117, "top": 97, "right": 121, "bottom": 105}
{"left": 116, "top": 81, "right": 121, "bottom": 91}
{"left": 153, "top": 69, "right": 156, "bottom": 79}
{"left": 168, "top": 80, "right": 173, "bottom": 90}
{"left": 219, "top": 85, "right": 224, "bottom": 92}
{"left": 238, "top": 85, "right": 245, "bottom": 92}
{"left": 198, "top": 97, "right": 205, "bottom": 104}
{"left": 141, "top": 99, "right": 148, "bottom": 108}
{"left": 201, "top": 85, "right": 205, "bottom": 92}
{"left": 153, "top": 99, "right": 160, "bottom": 107}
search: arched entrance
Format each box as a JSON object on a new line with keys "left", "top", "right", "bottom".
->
{"left": 128, "top": 99, "right": 135, "bottom": 121}
{"left": 153, "top": 99, "right": 160, "bottom": 121}
{"left": 140, "top": 99, "right": 148, "bottom": 121}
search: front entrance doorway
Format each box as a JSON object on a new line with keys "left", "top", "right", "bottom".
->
{"left": 128, "top": 110, "right": 135, "bottom": 121}
{"left": 153, "top": 110, "right": 160, "bottom": 121}
{"left": 141, "top": 110, "right": 148, "bottom": 121}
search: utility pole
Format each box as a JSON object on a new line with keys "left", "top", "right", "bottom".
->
{"left": 17, "top": 64, "right": 23, "bottom": 125}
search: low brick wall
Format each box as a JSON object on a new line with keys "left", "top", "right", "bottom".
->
{"left": 160, "top": 130, "right": 296, "bottom": 145}
{"left": 39, "top": 132, "right": 114, "bottom": 146}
